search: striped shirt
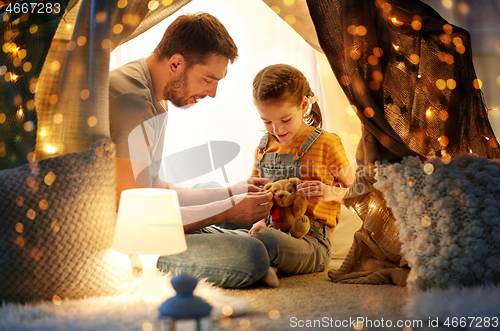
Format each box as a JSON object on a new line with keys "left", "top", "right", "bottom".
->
{"left": 251, "top": 126, "right": 350, "bottom": 230}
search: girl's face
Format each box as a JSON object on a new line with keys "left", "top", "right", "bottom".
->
{"left": 256, "top": 96, "right": 309, "bottom": 144}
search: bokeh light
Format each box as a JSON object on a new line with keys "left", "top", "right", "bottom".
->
{"left": 446, "top": 79, "right": 456, "bottom": 90}
{"left": 53, "top": 113, "right": 63, "bottom": 124}
{"left": 96, "top": 12, "right": 107, "bottom": 23}
{"left": 76, "top": 36, "right": 87, "bottom": 46}
{"left": 439, "top": 110, "right": 449, "bottom": 121}
{"left": 49, "top": 94, "right": 58, "bottom": 105}
{"left": 406, "top": 176, "right": 416, "bottom": 187}
{"left": 102, "top": 39, "right": 112, "bottom": 49}
{"left": 423, "top": 163, "right": 434, "bottom": 174}
{"left": 117, "top": 0, "right": 127, "bottom": 8}
{"left": 436, "top": 79, "right": 446, "bottom": 90}
{"left": 113, "top": 24, "right": 124, "bottom": 34}
{"left": 16, "top": 196, "right": 24, "bottom": 207}
{"left": 438, "top": 136, "right": 449, "bottom": 146}
{"left": 269, "top": 309, "right": 280, "bottom": 320}
{"left": 15, "top": 223, "right": 24, "bottom": 233}
{"left": 87, "top": 116, "right": 98, "bottom": 127}
{"left": 39, "top": 199, "right": 48, "bottom": 210}
{"left": 80, "top": 89, "right": 90, "bottom": 100}
{"left": 52, "top": 295, "right": 62, "bottom": 305}
{"left": 27, "top": 209, "right": 36, "bottom": 220}
{"left": 421, "top": 215, "right": 432, "bottom": 227}
{"left": 443, "top": 24, "right": 453, "bottom": 34}
{"left": 44, "top": 172, "right": 56, "bottom": 185}
{"left": 148, "top": 0, "right": 159, "bottom": 10}
{"left": 364, "top": 107, "right": 375, "bottom": 118}
{"left": 51, "top": 221, "right": 60, "bottom": 232}
{"left": 239, "top": 319, "right": 251, "bottom": 329}
{"left": 222, "top": 305, "right": 233, "bottom": 316}
{"left": 354, "top": 321, "right": 364, "bottom": 330}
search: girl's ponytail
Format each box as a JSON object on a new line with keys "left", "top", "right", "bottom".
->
{"left": 304, "top": 94, "right": 322, "bottom": 128}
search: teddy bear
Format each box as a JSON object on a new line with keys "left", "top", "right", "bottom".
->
{"left": 264, "top": 178, "right": 310, "bottom": 239}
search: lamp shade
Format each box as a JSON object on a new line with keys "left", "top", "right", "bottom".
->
{"left": 112, "top": 188, "right": 187, "bottom": 255}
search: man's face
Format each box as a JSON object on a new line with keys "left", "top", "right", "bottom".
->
{"left": 163, "top": 53, "right": 229, "bottom": 108}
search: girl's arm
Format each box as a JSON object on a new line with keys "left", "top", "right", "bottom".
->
{"left": 296, "top": 180, "right": 348, "bottom": 203}
{"left": 297, "top": 158, "right": 356, "bottom": 203}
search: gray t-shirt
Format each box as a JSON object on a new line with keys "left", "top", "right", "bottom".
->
{"left": 109, "top": 58, "right": 167, "bottom": 186}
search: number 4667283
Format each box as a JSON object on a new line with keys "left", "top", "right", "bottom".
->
{"left": 5, "top": 2, "right": 61, "bottom": 15}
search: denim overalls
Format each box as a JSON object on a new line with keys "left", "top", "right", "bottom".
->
{"left": 254, "top": 127, "right": 332, "bottom": 274}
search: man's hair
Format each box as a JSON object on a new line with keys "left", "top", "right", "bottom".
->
{"left": 154, "top": 12, "right": 238, "bottom": 66}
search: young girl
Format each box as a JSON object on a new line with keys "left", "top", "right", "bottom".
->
{"left": 248, "top": 64, "right": 354, "bottom": 286}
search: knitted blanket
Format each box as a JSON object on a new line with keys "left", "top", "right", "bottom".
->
{"left": 374, "top": 154, "right": 500, "bottom": 293}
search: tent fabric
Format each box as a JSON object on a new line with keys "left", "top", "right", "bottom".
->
{"left": 33, "top": 0, "right": 191, "bottom": 161}
{"left": 261, "top": 0, "right": 322, "bottom": 54}
{"left": 0, "top": 1, "right": 67, "bottom": 170}
{"left": 305, "top": 0, "right": 500, "bottom": 285}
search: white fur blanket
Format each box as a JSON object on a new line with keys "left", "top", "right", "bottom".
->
{"left": 0, "top": 275, "right": 251, "bottom": 331}
{"left": 407, "top": 285, "right": 500, "bottom": 330}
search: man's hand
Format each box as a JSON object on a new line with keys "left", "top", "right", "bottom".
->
{"left": 230, "top": 177, "right": 271, "bottom": 195}
{"left": 225, "top": 190, "right": 273, "bottom": 225}
{"left": 247, "top": 177, "right": 271, "bottom": 190}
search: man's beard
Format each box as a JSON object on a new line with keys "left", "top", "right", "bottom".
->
{"left": 162, "top": 69, "right": 191, "bottom": 108}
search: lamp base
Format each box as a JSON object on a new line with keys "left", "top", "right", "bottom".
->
{"left": 136, "top": 254, "right": 164, "bottom": 301}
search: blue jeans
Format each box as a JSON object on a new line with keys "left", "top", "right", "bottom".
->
{"left": 252, "top": 217, "right": 332, "bottom": 274}
{"left": 157, "top": 226, "right": 270, "bottom": 288}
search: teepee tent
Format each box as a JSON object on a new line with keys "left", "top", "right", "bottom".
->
{"left": 1, "top": 0, "right": 499, "bottom": 303}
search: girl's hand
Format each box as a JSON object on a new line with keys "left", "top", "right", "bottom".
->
{"left": 297, "top": 181, "right": 328, "bottom": 201}
{"left": 297, "top": 181, "right": 347, "bottom": 203}
{"left": 248, "top": 219, "right": 267, "bottom": 237}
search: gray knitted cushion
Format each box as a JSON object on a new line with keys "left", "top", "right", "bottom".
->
{"left": 0, "top": 139, "right": 132, "bottom": 303}
{"left": 374, "top": 154, "right": 500, "bottom": 292}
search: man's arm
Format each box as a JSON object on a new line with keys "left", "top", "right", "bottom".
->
{"left": 117, "top": 158, "right": 274, "bottom": 232}
{"left": 115, "top": 158, "right": 151, "bottom": 205}
{"left": 181, "top": 190, "right": 273, "bottom": 233}
{"left": 152, "top": 175, "right": 270, "bottom": 206}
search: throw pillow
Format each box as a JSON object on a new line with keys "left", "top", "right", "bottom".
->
{"left": 374, "top": 154, "right": 500, "bottom": 292}
{"left": 0, "top": 138, "right": 132, "bottom": 303}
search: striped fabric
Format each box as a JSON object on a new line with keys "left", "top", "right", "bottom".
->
{"left": 252, "top": 126, "right": 350, "bottom": 229}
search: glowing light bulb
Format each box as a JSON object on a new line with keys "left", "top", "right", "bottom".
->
{"left": 45, "top": 145, "right": 57, "bottom": 154}
{"left": 390, "top": 17, "right": 403, "bottom": 26}
{"left": 426, "top": 107, "right": 433, "bottom": 118}
{"left": 16, "top": 106, "right": 24, "bottom": 118}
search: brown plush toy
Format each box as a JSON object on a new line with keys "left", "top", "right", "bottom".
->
{"left": 264, "top": 178, "right": 310, "bottom": 239}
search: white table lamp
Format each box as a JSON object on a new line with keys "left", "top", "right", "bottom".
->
{"left": 112, "top": 188, "right": 187, "bottom": 300}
